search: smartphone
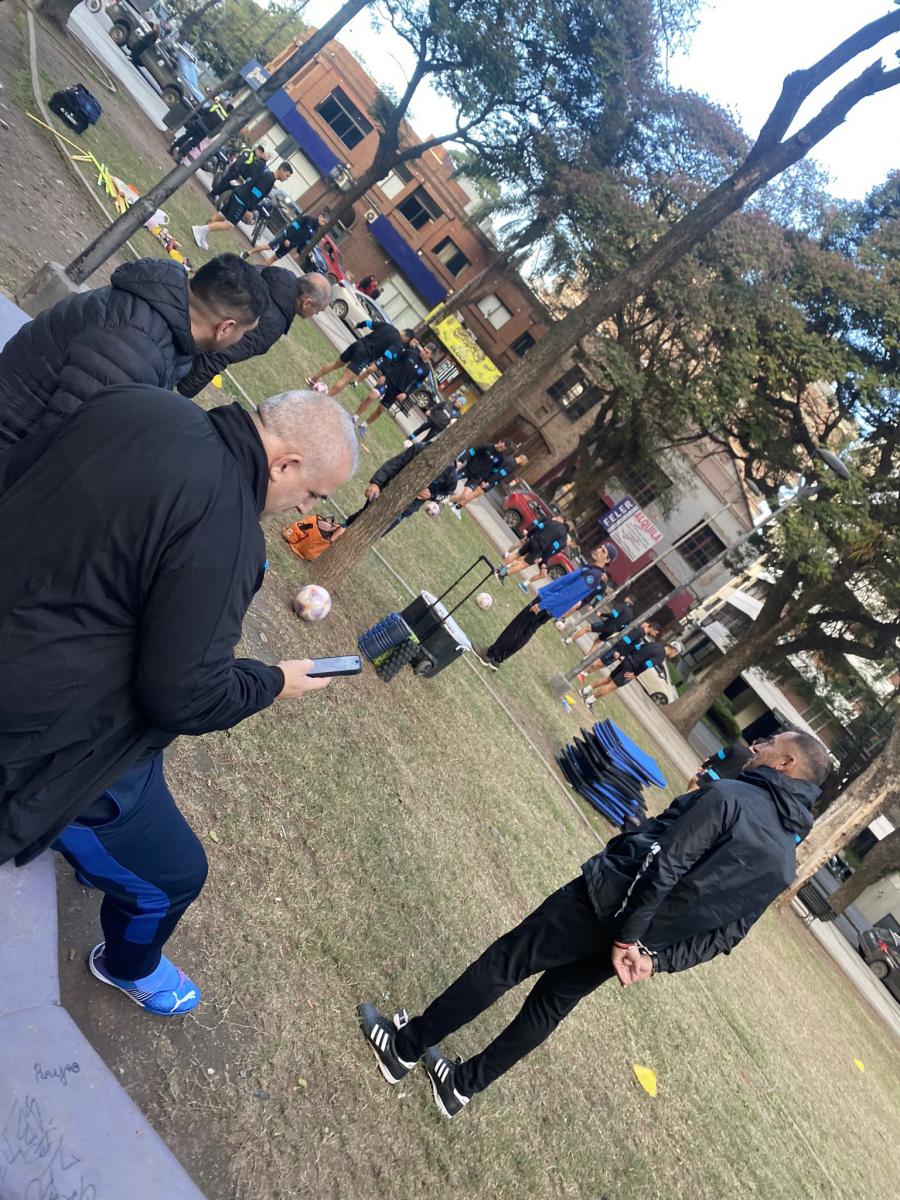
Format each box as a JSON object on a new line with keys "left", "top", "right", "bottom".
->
{"left": 306, "top": 655, "right": 362, "bottom": 678}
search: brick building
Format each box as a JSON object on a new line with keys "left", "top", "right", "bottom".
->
{"left": 239, "top": 37, "right": 563, "bottom": 418}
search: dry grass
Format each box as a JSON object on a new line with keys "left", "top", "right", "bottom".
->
{"left": 29, "top": 37, "right": 900, "bottom": 1200}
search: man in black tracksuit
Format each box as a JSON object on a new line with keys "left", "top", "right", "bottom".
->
{"left": 192, "top": 163, "right": 294, "bottom": 248}
{"left": 0, "top": 255, "right": 267, "bottom": 453}
{"left": 565, "top": 593, "right": 636, "bottom": 645}
{"left": 207, "top": 143, "right": 268, "bottom": 196}
{"left": 170, "top": 98, "right": 232, "bottom": 160}
{"left": 308, "top": 320, "right": 416, "bottom": 398}
{"left": 0, "top": 385, "right": 356, "bottom": 1016}
{"left": 496, "top": 515, "right": 570, "bottom": 583}
{"left": 177, "top": 268, "right": 332, "bottom": 397}
{"left": 352, "top": 343, "right": 432, "bottom": 433}
{"left": 345, "top": 442, "right": 459, "bottom": 535}
{"left": 357, "top": 730, "right": 830, "bottom": 1117}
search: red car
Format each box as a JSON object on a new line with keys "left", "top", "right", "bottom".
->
{"left": 319, "top": 235, "right": 349, "bottom": 284}
{"left": 501, "top": 489, "right": 578, "bottom": 579}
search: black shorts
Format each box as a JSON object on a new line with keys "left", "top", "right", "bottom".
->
{"left": 222, "top": 194, "right": 250, "bottom": 226}
{"left": 339, "top": 343, "right": 372, "bottom": 374}
{"left": 267, "top": 235, "right": 293, "bottom": 259}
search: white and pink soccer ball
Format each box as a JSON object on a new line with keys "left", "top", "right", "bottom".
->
{"left": 311, "top": 381, "right": 329, "bottom": 394}
{"left": 423, "top": 501, "right": 441, "bottom": 517}
{"left": 475, "top": 592, "right": 493, "bottom": 610}
{"left": 293, "top": 584, "right": 332, "bottom": 621}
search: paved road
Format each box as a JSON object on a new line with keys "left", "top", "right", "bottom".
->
{"left": 793, "top": 903, "right": 900, "bottom": 1039}
{"left": 68, "top": 4, "right": 168, "bottom": 130}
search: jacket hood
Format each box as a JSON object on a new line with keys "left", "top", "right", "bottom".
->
{"left": 741, "top": 765, "right": 817, "bottom": 838}
{"left": 260, "top": 266, "right": 301, "bottom": 330}
{"left": 110, "top": 258, "right": 195, "bottom": 355}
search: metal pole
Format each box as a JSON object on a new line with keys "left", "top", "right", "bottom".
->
{"left": 562, "top": 486, "right": 819, "bottom": 683}
{"left": 65, "top": 0, "right": 371, "bottom": 284}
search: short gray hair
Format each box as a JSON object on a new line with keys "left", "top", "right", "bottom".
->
{"left": 787, "top": 730, "right": 831, "bottom": 786}
{"left": 297, "top": 273, "right": 332, "bottom": 307}
{"left": 257, "top": 389, "right": 359, "bottom": 477}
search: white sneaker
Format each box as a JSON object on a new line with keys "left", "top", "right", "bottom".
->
{"left": 563, "top": 636, "right": 572, "bottom": 645}
{"left": 191, "top": 225, "right": 209, "bottom": 250}
{"left": 403, "top": 438, "right": 413, "bottom": 448}
{"left": 449, "top": 505, "right": 462, "bottom": 519}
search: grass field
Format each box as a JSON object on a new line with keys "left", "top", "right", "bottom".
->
{"left": 23, "top": 22, "right": 900, "bottom": 1200}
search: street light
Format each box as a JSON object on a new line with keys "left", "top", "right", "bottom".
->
{"left": 553, "top": 446, "right": 850, "bottom": 690}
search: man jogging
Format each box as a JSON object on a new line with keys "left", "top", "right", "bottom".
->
{"left": 192, "top": 163, "right": 294, "bottom": 249}
{"left": 307, "top": 321, "right": 416, "bottom": 398}
{"left": 357, "top": 729, "right": 829, "bottom": 1117}
{"left": 170, "top": 98, "right": 232, "bottom": 160}
{"left": 352, "top": 344, "right": 432, "bottom": 437}
{"left": 207, "top": 142, "right": 268, "bottom": 196}
{"left": 564, "top": 593, "right": 636, "bottom": 645}
{"left": 450, "top": 443, "right": 528, "bottom": 516}
{"left": 0, "top": 254, "right": 266, "bottom": 452}
{"left": 177, "top": 270, "right": 332, "bottom": 397}
{"left": 473, "top": 544, "right": 615, "bottom": 670}
{"left": 0, "top": 387, "right": 357, "bottom": 1016}
{"left": 495, "top": 514, "right": 571, "bottom": 584}
{"left": 242, "top": 212, "right": 327, "bottom": 266}
{"left": 580, "top": 630, "right": 681, "bottom": 706}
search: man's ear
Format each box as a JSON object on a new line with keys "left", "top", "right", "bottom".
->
{"left": 214, "top": 318, "right": 237, "bottom": 343}
{"left": 269, "top": 451, "right": 304, "bottom": 481}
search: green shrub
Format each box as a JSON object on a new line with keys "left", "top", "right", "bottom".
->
{"left": 707, "top": 696, "right": 742, "bottom": 740}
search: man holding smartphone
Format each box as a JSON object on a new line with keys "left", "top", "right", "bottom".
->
{"left": 0, "top": 387, "right": 358, "bottom": 1017}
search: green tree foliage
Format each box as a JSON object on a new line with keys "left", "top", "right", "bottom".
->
{"left": 170, "top": 0, "right": 309, "bottom": 78}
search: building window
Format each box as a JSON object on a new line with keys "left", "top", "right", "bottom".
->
{"left": 618, "top": 464, "right": 671, "bottom": 509}
{"left": 477, "top": 293, "right": 512, "bottom": 329}
{"left": 397, "top": 186, "right": 442, "bottom": 230}
{"left": 679, "top": 522, "right": 728, "bottom": 571}
{"left": 378, "top": 165, "right": 413, "bottom": 199}
{"left": 316, "top": 88, "right": 373, "bottom": 150}
{"left": 510, "top": 331, "right": 536, "bottom": 357}
{"left": 434, "top": 237, "right": 470, "bottom": 277}
{"left": 547, "top": 368, "right": 598, "bottom": 420}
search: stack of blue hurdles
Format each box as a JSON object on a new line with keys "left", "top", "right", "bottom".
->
{"left": 557, "top": 719, "right": 667, "bottom": 828}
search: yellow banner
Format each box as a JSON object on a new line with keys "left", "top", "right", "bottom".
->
{"left": 429, "top": 313, "right": 502, "bottom": 391}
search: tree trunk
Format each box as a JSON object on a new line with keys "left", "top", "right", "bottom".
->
{"left": 310, "top": 20, "right": 900, "bottom": 586}
{"left": 779, "top": 716, "right": 900, "bottom": 904}
{"left": 664, "top": 615, "right": 792, "bottom": 734}
{"left": 828, "top": 828, "right": 900, "bottom": 914}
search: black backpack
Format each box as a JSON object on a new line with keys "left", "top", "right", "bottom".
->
{"left": 48, "top": 84, "right": 102, "bottom": 135}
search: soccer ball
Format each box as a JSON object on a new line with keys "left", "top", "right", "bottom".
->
{"left": 423, "top": 501, "right": 441, "bottom": 517}
{"left": 475, "top": 591, "right": 493, "bottom": 610}
{"left": 311, "top": 381, "right": 329, "bottom": 395}
{"left": 293, "top": 584, "right": 332, "bottom": 621}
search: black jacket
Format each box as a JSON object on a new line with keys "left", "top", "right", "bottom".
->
{"left": 582, "top": 767, "right": 817, "bottom": 973}
{"left": 524, "top": 518, "right": 568, "bottom": 558}
{"left": 590, "top": 602, "right": 634, "bottom": 637}
{"left": 0, "top": 388, "right": 284, "bottom": 867}
{"left": 355, "top": 320, "right": 403, "bottom": 362}
{"left": 371, "top": 443, "right": 458, "bottom": 502}
{"left": 381, "top": 346, "right": 427, "bottom": 396}
{"left": 179, "top": 266, "right": 298, "bottom": 397}
{"left": 0, "top": 258, "right": 196, "bottom": 451}
{"left": 234, "top": 169, "right": 275, "bottom": 208}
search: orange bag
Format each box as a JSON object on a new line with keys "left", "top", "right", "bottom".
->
{"left": 281, "top": 514, "right": 344, "bottom": 560}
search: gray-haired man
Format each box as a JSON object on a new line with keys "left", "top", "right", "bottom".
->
{"left": 0, "top": 386, "right": 357, "bottom": 1016}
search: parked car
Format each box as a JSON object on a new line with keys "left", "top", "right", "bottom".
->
{"left": 634, "top": 660, "right": 679, "bottom": 706}
{"left": 301, "top": 234, "right": 348, "bottom": 284}
{"left": 501, "top": 489, "right": 575, "bottom": 579}
{"left": 329, "top": 280, "right": 390, "bottom": 329}
{"left": 857, "top": 926, "right": 900, "bottom": 1001}
{"left": 106, "top": 1, "right": 197, "bottom": 109}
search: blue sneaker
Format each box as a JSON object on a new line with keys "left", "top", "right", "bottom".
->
{"left": 517, "top": 581, "right": 530, "bottom": 593}
{"left": 87, "top": 943, "right": 201, "bottom": 1016}
{"left": 358, "top": 421, "right": 367, "bottom": 439}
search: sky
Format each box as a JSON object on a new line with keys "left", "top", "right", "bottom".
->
{"left": 302, "top": 0, "right": 899, "bottom": 201}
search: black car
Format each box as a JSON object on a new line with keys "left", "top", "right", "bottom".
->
{"left": 857, "top": 926, "right": 900, "bottom": 1001}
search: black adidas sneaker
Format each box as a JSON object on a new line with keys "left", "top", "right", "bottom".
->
{"left": 357, "top": 1003, "right": 417, "bottom": 1084}
{"left": 423, "top": 1047, "right": 471, "bottom": 1118}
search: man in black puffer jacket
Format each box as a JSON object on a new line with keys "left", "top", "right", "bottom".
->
{"left": 177, "top": 268, "right": 332, "bottom": 398}
{"left": 0, "top": 254, "right": 267, "bottom": 452}
{"left": 0, "top": 385, "right": 357, "bottom": 1017}
{"left": 357, "top": 730, "right": 830, "bottom": 1118}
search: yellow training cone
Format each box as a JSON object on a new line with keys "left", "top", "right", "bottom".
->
{"left": 853, "top": 1059, "right": 865, "bottom": 1072}
{"left": 211, "top": 374, "right": 224, "bottom": 389}
{"left": 632, "top": 1064, "right": 657, "bottom": 1097}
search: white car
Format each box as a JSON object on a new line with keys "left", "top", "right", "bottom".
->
{"left": 329, "top": 282, "right": 390, "bottom": 332}
{"left": 635, "top": 661, "right": 679, "bottom": 706}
